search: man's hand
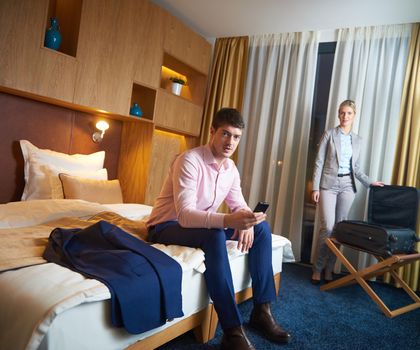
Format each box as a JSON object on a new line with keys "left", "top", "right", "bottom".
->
{"left": 231, "top": 228, "right": 254, "bottom": 253}
{"left": 224, "top": 209, "right": 266, "bottom": 230}
{"left": 312, "top": 190, "right": 320, "bottom": 203}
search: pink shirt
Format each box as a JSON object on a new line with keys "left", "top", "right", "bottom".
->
{"left": 147, "top": 145, "right": 250, "bottom": 229}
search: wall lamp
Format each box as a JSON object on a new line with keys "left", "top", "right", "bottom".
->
{"left": 92, "top": 120, "right": 110, "bottom": 143}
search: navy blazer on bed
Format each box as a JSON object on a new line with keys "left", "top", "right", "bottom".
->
{"left": 43, "top": 220, "right": 183, "bottom": 334}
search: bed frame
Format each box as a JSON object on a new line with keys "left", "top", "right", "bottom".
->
{"left": 129, "top": 274, "right": 281, "bottom": 349}
{"left": 0, "top": 91, "right": 281, "bottom": 349}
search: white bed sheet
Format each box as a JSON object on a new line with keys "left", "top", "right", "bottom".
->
{"left": 37, "top": 235, "right": 293, "bottom": 350}
{"left": 38, "top": 262, "right": 209, "bottom": 350}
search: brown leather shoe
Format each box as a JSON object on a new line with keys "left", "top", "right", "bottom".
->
{"left": 220, "top": 325, "right": 256, "bottom": 350}
{"left": 249, "top": 303, "right": 291, "bottom": 343}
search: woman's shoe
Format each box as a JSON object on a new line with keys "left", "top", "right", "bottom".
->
{"left": 311, "top": 271, "right": 321, "bottom": 285}
{"left": 324, "top": 270, "right": 333, "bottom": 281}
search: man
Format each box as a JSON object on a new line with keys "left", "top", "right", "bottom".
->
{"left": 147, "top": 108, "right": 290, "bottom": 349}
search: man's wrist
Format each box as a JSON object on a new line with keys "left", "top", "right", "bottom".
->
{"left": 223, "top": 213, "right": 230, "bottom": 228}
{"left": 210, "top": 212, "right": 226, "bottom": 229}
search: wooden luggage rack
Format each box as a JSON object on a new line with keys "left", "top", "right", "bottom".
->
{"left": 321, "top": 238, "right": 420, "bottom": 318}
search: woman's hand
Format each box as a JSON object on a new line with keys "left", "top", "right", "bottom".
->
{"left": 312, "top": 190, "right": 320, "bottom": 203}
{"left": 371, "top": 181, "right": 385, "bottom": 187}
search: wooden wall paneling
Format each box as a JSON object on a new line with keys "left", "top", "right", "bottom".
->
{"left": 154, "top": 90, "right": 203, "bottom": 136}
{"left": 184, "top": 135, "right": 200, "bottom": 150}
{"left": 132, "top": 0, "right": 164, "bottom": 89}
{"left": 163, "top": 11, "right": 212, "bottom": 75}
{"left": 145, "top": 130, "right": 187, "bottom": 205}
{"left": 73, "top": 0, "right": 139, "bottom": 115}
{"left": 118, "top": 121, "right": 154, "bottom": 203}
{"left": 35, "top": 49, "right": 77, "bottom": 102}
{"left": 0, "top": 0, "right": 77, "bottom": 103}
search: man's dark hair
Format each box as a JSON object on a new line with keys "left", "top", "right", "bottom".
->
{"left": 212, "top": 108, "right": 245, "bottom": 130}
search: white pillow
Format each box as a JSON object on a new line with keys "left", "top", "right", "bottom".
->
{"left": 20, "top": 140, "right": 106, "bottom": 200}
{"left": 26, "top": 162, "right": 108, "bottom": 200}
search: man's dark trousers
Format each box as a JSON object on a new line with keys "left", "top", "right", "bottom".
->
{"left": 149, "top": 220, "right": 276, "bottom": 330}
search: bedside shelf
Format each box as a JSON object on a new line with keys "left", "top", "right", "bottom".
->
{"left": 0, "top": 85, "right": 154, "bottom": 125}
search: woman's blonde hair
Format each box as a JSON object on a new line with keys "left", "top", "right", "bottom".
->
{"left": 338, "top": 99, "right": 356, "bottom": 114}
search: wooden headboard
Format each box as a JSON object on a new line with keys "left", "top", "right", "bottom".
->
{"left": 0, "top": 92, "right": 122, "bottom": 203}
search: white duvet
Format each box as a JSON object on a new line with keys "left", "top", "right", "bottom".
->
{"left": 0, "top": 199, "right": 294, "bottom": 350}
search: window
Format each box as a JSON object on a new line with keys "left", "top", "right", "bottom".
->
{"left": 300, "top": 42, "right": 336, "bottom": 263}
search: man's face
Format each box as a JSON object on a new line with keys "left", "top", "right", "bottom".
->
{"left": 209, "top": 124, "right": 242, "bottom": 160}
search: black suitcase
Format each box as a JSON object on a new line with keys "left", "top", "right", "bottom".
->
{"left": 334, "top": 185, "right": 419, "bottom": 257}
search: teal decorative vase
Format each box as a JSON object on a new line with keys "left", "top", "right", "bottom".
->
{"left": 129, "top": 103, "right": 143, "bottom": 117}
{"left": 44, "top": 17, "right": 62, "bottom": 50}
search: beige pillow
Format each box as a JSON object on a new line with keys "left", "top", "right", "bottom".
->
{"left": 59, "top": 174, "right": 123, "bottom": 204}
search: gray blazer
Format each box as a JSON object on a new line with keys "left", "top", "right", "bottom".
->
{"left": 312, "top": 126, "right": 372, "bottom": 192}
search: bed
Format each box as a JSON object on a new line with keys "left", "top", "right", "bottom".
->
{"left": 0, "top": 92, "right": 294, "bottom": 350}
{"left": 0, "top": 199, "right": 294, "bottom": 350}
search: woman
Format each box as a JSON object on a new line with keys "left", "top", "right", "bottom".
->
{"left": 311, "top": 100, "right": 384, "bottom": 284}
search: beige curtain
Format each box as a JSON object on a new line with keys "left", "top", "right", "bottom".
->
{"left": 390, "top": 23, "right": 420, "bottom": 291}
{"left": 200, "top": 36, "right": 249, "bottom": 213}
{"left": 200, "top": 36, "right": 249, "bottom": 146}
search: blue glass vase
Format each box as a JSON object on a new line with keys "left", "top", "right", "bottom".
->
{"left": 44, "top": 17, "right": 62, "bottom": 50}
{"left": 129, "top": 103, "right": 143, "bottom": 117}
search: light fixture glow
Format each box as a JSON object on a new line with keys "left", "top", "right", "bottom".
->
{"left": 92, "top": 120, "right": 110, "bottom": 143}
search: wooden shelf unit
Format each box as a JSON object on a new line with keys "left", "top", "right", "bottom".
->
{"left": 44, "top": 0, "right": 83, "bottom": 57}
{"left": 1, "top": 0, "right": 211, "bottom": 207}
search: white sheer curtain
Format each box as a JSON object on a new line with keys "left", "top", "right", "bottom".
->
{"left": 311, "top": 24, "right": 412, "bottom": 269}
{"left": 238, "top": 32, "right": 319, "bottom": 260}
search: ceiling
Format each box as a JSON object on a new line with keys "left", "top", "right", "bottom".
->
{"left": 151, "top": 0, "right": 420, "bottom": 41}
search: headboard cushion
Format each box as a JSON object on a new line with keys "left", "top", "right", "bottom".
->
{"left": 0, "top": 92, "right": 122, "bottom": 203}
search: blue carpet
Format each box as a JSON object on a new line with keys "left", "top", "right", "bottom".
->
{"left": 157, "top": 263, "right": 420, "bottom": 349}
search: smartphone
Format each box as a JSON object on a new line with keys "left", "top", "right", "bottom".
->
{"left": 253, "top": 201, "right": 269, "bottom": 213}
